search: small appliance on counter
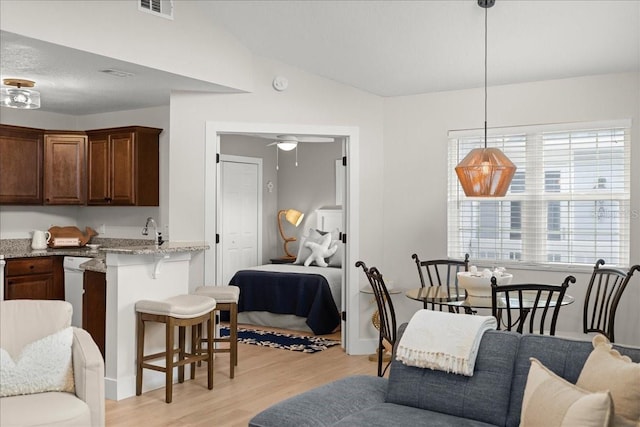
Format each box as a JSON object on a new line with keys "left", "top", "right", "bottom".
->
{"left": 47, "top": 226, "right": 98, "bottom": 248}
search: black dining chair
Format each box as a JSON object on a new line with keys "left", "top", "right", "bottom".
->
{"left": 583, "top": 259, "right": 640, "bottom": 342}
{"left": 411, "top": 253, "right": 469, "bottom": 310}
{"left": 490, "top": 275, "right": 576, "bottom": 336}
{"left": 356, "top": 261, "right": 397, "bottom": 377}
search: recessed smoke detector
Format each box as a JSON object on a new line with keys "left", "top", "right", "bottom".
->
{"left": 138, "top": 0, "right": 174, "bottom": 20}
{"left": 100, "top": 69, "right": 136, "bottom": 78}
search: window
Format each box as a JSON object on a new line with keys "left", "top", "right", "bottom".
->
{"left": 448, "top": 120, "right": 631, "bottom": 268}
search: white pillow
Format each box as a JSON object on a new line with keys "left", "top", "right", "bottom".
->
{"left": 294, "top": 228, "right": 324, "bottom": 265}
{"left": 0, "top": 327, "right": 75, "bottom": 397}
{"left": 520, "top": 358, "right": 612, "bottom": 427}
{"left": 316, "top": 228, "right": 342, "bottom": 268}
{"left": 576, "top": 334, "right": 640, "bottom": 427}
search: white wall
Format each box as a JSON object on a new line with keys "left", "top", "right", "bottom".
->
{"left": 383, "top": 72, "right": 640, "bottom": 346}
{"left": 169, "top": 56, "right": 384, "bottom": 349}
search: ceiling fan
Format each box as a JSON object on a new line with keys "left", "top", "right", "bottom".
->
{"left": 265, "top": 135, "right": 336, "bottom": 169}
{"left": 266, "top": 134, "right": 335, "bottom": 151}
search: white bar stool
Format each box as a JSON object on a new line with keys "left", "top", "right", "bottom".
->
{"left": 194, "top": 285, "right": 240, "bottom": 378}
{"left": 135, "top": 294, "right": 216, "bottom": 403}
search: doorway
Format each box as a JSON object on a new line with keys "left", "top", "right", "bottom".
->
{"left": 205, "top": 121, "right": 366, "bottom": 354}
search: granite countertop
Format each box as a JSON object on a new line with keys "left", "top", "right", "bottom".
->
{"left": 101, "top": 241, "right": 210, "bottom": 255}
{"left": 0, "top": 238, "right": 210, "bottom": 274}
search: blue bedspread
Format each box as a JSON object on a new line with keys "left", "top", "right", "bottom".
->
{"left": 229, "top": 269, "right": 340, "bottom": 335}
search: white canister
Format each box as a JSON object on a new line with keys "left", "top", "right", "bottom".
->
{"left": 31, "top": 230, "right": 51, "bottom": 250}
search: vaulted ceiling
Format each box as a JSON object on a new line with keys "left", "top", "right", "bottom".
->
{"left": 1, "top": 1, "right": 638, "bottom": 115}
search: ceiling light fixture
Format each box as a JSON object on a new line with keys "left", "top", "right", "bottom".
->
{"left": 455, "top": 0, "right": 516, "bottom": 197}
{"left": 1, "top": 79, "right": 41, "bottom": 109}
{"left": 276, "top": 137, "right": 298, "bottom": 152}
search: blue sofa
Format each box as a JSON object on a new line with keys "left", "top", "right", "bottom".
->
{"left": 249, "top": 326, "right": 640, "bottom": 426}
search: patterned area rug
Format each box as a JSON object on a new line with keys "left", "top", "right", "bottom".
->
{"left": 219, "top": 326, "right": 340, "bottom": 353}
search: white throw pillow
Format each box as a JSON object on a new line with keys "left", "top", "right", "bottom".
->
{"left": 316, "top": 228, "right": 342, "bottom": 268}
{"left": 520, "top": 358, "right": 612, "bottom": 427}
{"left": 303, "top": 233, "right": 338, "bottom": 267}
{"left": 294, "top": 228, "right": 323, "bottom": 265}
{"left": 0, "top": 327, "right": 75, "bottom": 397}
{"left": 576, "top": 334, "right": 640, "bottom": 427}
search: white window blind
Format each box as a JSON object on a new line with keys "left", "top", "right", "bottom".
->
{"left": 448, "top": 120, "right": 631, "bottom": 268}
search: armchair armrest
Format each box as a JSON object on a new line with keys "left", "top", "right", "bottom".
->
{"left": 72, "top": 327, "right": 105, "bottom": 427}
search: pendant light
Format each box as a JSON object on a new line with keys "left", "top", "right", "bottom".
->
{"left": 455, "top": 0, "right": 515, "bottom": 197}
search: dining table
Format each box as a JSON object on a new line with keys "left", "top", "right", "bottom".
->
{"left": 405, "top": 286, "right": 575, "bottom": 316}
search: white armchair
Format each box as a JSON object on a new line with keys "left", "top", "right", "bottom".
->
{"left": 0, "top": 300, "right": 105, "bottom": 427}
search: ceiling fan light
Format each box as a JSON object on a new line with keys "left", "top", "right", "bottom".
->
{"left": 455, "top": 147, "right": 516, "bottom": 197}
{"left": 277, "top": 141, "right": 297, "bottom": 151}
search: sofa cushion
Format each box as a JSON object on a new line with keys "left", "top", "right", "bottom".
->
{"left": 505, "top": 334, "right": 640, "bottom": 427}
{"left": 249, "top": 375, "right": 387, "bottom": 427}
{"left": 0, "top": 391, "right": 91, "bottom": 427}
{"left": 386, "top": 329, "right": 520, "bottom": 427}
{"left": 520, "top": 358, "right": 612, "bottom": 427}
{"left": 333, "top": 403, "right": 499, "bottom": 427}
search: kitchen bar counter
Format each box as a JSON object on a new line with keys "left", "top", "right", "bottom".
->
{"left": 101, "top": 241, "right": 209, "bottom": 255}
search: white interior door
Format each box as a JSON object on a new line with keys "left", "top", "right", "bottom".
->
{"left": 221, "top": 156, "right": 262, "bottom": 286}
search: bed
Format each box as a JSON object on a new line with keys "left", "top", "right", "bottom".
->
{"left": 229, "top": 264, "right": 342, "bottom": 335}
{"left": 230, "top": 208, "right": 344, "bottom": 335}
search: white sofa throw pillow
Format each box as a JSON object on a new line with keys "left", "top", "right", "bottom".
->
{"left": 0, "top": 327, "right": 75, "bottom": 397}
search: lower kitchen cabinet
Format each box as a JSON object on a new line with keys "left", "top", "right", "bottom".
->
{"left": 4, "top": 256, "right": 64, "bottom": 300}
{"left": 83, "top": 270, "right": 106, "bottom": 358}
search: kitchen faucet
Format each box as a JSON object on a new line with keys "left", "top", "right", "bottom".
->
{"left": 142, "top": 217, "right": 164, "bottom": 246}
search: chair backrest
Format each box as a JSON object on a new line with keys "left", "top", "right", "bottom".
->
{"left": 0, "top": 300, "right": 72, "bottom": 359}
{"left": 411, "top": 253, "right": 469, "bottom": 309}
{"left": 490, "top": 275, "right": 576, "bottom": 336}
{"left": 356, "top": 260, "right": 397, "bottom": 377}
{"left": 584, "top": 259, "right": 640, "bottom": 342}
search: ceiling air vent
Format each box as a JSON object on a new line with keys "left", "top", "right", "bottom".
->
{"left": 139, "top": 0, "right": 173, "bottom": 20}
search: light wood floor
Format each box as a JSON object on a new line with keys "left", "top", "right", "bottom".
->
{"left": 106, "top": 326, "right": 375, "bottom": 427}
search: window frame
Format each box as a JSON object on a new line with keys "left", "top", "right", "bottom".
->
{"left": 447, "top": 120, "right": 631, "bottom": 270}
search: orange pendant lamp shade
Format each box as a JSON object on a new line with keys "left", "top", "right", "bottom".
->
{"left": 455, "top": 147, "right": 516, "bottom": 197}
{"left": 455, "top": 0, "right": 516, "bottom": 197}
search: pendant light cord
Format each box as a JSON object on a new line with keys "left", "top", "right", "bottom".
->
{"left": 484, "top": 4, "right": 488, "bottom": 150}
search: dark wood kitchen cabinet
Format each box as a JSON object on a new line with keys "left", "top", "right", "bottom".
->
{"left": 0, "top": 124, "right": 44, "bottom": 204}
{"left": 44, "top": 132, "right": 87, "bottom": 205}
{"left": 4, "top": 256, "right": 64, "bottom": 300}
{"left": 86, "top": 126, "right": 161, "bottom": 206}
{"left": 83, "top": 270, "right": 106, "bottom": 358}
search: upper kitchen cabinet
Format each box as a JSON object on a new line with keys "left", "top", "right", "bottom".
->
{"left": 0, "top": 124, "right": 44, "bottom": 204}
{"left": 86, "top": 126, "right": 162, "bottom": 206}
{"left": 44, "top": 131, "right": 87, "bottom": 205}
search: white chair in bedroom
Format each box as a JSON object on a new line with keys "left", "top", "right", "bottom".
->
{"left": 194, "top": 285, "right": 240, "bottom": 378}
